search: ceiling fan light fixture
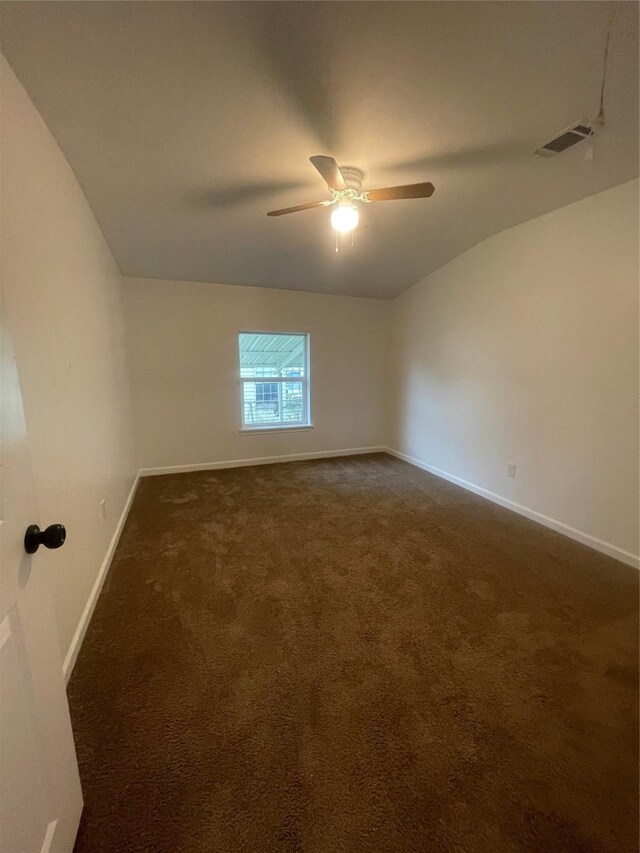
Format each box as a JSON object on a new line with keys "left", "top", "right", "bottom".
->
{"left": 331, "top": 202, "right": 359, "bottom": 234}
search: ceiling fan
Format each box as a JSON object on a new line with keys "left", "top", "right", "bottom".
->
{"left": 267, "top": 155, "right": 435, "bottom": 235}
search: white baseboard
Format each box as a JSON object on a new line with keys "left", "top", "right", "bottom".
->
{"left": 63, "top": 471, "right": 141, "bottom": 682}
{"left": 139, "top": 446, "right": 386, "bottom": 477}
{"left": 384, "top": 447, "right": 639, "bottom": 570}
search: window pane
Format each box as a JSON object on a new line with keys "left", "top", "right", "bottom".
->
{"left": 242, "top": 380, "right": 305, "bottom": 426}
{"left": 243, "top": 382, "right": 277, "bottom": 425}
{"left": 239, "top": 332, "right": 305, "bottom": 377}
{"left": 281, "top": 381, "right": 303, "bottom": 422}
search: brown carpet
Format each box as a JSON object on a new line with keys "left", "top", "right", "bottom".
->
{"left": 68, "top": 453, "right": 639, "bottom": 853}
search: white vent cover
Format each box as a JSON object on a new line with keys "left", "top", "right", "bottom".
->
{"left": 535, "top": 121, "right": 594, "bottom": 158}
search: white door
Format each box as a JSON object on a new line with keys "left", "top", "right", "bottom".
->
{"left": 0, "top": 297, "right": 83, "bottom": 853}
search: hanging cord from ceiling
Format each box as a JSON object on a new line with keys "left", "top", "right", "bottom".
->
{"left": 596, "top": 8, "right": 615, "bottom": 126}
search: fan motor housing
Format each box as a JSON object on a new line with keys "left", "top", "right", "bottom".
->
{"left": 338, "top": 166, "right": 364, "bottom": 192}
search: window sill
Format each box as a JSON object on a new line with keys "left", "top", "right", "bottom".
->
{"left": 239, "top": 424, "right": 314, "bottom": 435}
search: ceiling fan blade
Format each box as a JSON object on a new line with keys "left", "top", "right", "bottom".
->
{"left": 366, "top": 182, "right": 435, "bottom": 202}
{"left": 267, "top": 201, "right": 328, "bottom": 216}
{"left": 309, "top": 155, "right": 347, "bottom": 190}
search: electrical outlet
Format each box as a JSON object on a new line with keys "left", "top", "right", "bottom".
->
{"left": 99, "top": 499, "right": 107, "bottom": 522}
{"left": 506, "top": 462, "right": 516, "bottom": 479}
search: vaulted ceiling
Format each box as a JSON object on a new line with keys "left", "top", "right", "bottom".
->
{"left": 1, "top": 1, "right": 637, "bottom": 298}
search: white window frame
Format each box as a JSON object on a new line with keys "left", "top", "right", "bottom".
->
{"left": 238, "top": 331, "right": 312, "bottom": 434}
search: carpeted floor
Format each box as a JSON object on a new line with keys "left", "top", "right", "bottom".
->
{"left": 68, "top": 453, "right": 639, "bottom": 853}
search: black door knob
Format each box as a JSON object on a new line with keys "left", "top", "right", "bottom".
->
{"left": 24, "top": 523, "right": 66, "bottom": 555}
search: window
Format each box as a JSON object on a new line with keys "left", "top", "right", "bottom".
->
{"left": 239, "top": 332, "right": 311, "bottom": 430}
{"left": 255, "top": 383, "right": 278, "bottom": 404}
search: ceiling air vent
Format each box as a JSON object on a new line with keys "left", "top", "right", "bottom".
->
{"left": 535, "top": 121, "right": 594, "bottom": 158}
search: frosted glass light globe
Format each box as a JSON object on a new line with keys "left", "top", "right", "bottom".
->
{"left": 331, "top": 204, "right": 359, "bottom": 233}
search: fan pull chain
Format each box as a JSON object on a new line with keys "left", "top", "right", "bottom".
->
{"left": 335, "top": 231, "right": 339, "bottom": 253}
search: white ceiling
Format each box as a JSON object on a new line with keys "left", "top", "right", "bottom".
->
{"left": 0, "top": 1, "right": 637, "bottom": 299}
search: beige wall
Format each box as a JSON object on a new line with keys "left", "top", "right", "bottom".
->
{"left": 0, "top": 56, "right": 137, "bottom": 660}
{"left": 390, "top": 180, "right": 639, "bottom": 562}
{"left": 123, "top": 278, "right": 390, "bottom": 469}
